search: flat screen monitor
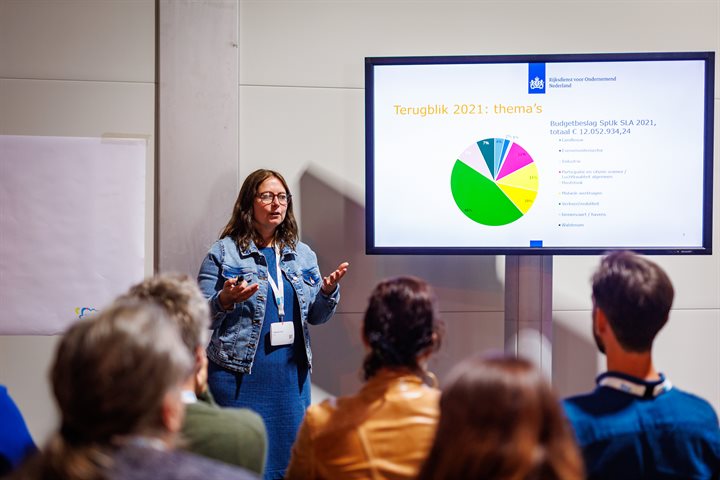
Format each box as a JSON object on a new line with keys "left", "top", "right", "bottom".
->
{"left": 365, "top": 52, "right": 714, "bottom": 255}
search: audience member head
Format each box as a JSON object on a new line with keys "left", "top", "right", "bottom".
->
{"left": 121, "top": 273, "right": 210, "bottom": 392}
{"left": 418, "top": 355, "right": 584, "bottom": 480}
{"left": 591, "top": 250, "right": 674, "bottom": 353}
{"left": 361, "top": 276, "right": 442, "bottom": 382}
{"left": 36, "top": 299, "right": 193, "bottom": 480}
{"left": 220, "top": 168, "right": 299, "bottom": 250}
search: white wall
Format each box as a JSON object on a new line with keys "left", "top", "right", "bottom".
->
{"left": 1, "top": 0, "right": 718, "bottom": 447}
{"left": 0, "top": 0, "right": 156, "bottom": 444}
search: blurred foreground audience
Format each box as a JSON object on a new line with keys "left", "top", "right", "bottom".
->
{"left": 122, "top": 273, "right": 267, "bottom": 474}
{"left": 11, "top": 299, "right": 257, "bottom": 480}
{"left": 418, "top": 355, "right": 584, "bottom": 480}
{"left": 286, "top": 276, "right": 443, "bottom": 479}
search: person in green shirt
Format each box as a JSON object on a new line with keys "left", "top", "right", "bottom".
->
{"left": 123, "top": 273, "right": 268, "bottom": 474}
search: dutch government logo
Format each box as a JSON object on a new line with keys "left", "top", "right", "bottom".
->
{"left": 528, "top": 63, "right": 546, "bottom": 94}
{"left": 530, "top": 77, "right": 544, "bottom": 90}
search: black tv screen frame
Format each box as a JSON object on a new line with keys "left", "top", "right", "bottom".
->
{"left": 365, "top": 51, "right": 714, "bottom": 255}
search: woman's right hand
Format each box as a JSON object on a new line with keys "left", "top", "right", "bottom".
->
{"left": 218, "top": 277, "right": 260, "bottom": 311}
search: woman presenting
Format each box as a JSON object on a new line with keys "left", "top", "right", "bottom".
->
{"left": 198, "top": 169, "right": 348, "bottom": 479}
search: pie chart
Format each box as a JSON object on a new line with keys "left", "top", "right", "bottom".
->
{"left": 451, "top": 138, "right": 538, "bottom": 226}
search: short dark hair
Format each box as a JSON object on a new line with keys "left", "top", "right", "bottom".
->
{"left": 592, "top": 251, "right": 674, "bottom": 352}
{"left": 362, "top": 276, "right": 442, "bottom": 381}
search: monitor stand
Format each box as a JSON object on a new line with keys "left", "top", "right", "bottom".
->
{"left": 504, "top": 255, "right": 553, "bottom": 378}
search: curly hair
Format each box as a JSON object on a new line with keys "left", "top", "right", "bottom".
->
{"left": 121, "top": 273, "right": 210, "bottom": 352}
{"left": 361, "top": 276, "right": 443, "bottom": 381}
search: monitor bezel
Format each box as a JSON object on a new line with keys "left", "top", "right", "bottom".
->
{"left": 365, "top": 51, "right": 715, "bottom": 256}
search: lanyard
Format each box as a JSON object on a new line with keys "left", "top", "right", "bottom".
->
{"left": 266, "top": 245, "right": 285, "bottom": 319}
{"left": 597, "top": 373, "right": 672, "bottom": 398}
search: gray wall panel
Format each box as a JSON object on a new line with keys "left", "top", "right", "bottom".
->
{"left": 0, "top": 0, "right": 155, "bottom": 82}
{"left": 238, "top": 0, "right": 719, "bottom": 89}
{"left": 158, "top": 0, "right": 239, "bottom": 275}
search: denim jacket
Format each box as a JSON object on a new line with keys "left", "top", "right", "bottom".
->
{"left": 198, "top": 236, "right": 339, "bottom": 374}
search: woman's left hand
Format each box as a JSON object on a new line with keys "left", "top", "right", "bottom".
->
{"left": 321, "top": 262, "right": 349, "bottom": 295}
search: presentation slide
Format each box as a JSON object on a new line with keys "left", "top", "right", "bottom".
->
{"left": 368, "top": 55, "right": 711, "bottom": 253}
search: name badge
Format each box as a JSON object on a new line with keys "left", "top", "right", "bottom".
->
{"left": 270, "top": 321, "right": 294, "bottom": 346}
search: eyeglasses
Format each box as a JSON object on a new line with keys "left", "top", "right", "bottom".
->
{"left": 257, "top": 192, "right": 291, "bottom": 205}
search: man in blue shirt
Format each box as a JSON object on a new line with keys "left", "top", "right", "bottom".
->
{"left": 564, "top": 251, "right": 720, "bottom": 480}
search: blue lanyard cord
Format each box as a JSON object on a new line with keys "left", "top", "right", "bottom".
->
{"left": 266, "top": 246, "right": 285, "bottom": 319}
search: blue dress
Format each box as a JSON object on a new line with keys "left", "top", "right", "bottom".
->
{"left": 208, "top": 247, "right": 310, "bottom": 480}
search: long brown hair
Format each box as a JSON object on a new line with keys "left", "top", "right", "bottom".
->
{"left": 417, "top": 356, "right": 584, "bottom": 480}
{"left": 20, "top": 300, "right": 193, "bottom": 480}
{"left": 219, "top": 169, "right": 299, "bottom": 251}
{"left": 361, "top": 276, "right": 443, "bottom": 381}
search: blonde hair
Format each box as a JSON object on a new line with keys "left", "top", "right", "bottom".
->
{"left": 122, "top": 273, "right": 210, "bottom": 351}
